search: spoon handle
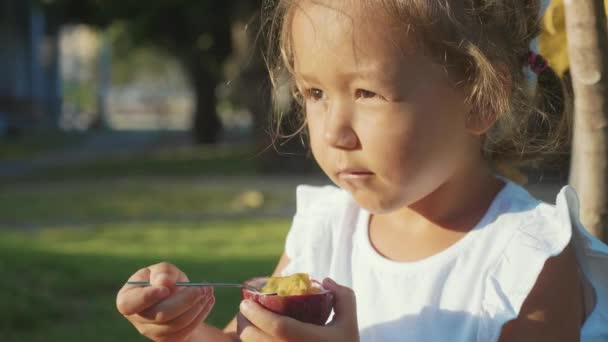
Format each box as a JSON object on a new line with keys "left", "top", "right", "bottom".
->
{"left": 127, "top": 281, "right": 255, "bottom": 290}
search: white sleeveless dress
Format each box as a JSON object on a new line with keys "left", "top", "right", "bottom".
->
{"left": 280, "top": 181, "right": 608, "bottom": 341}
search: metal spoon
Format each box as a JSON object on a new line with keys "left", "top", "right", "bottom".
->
{"left": 127, "top": 281, "right": 262, "bottom": 292}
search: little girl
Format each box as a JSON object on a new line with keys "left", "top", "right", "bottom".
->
{"left": 116, "top": 1, "right": 608, "bottom": 341}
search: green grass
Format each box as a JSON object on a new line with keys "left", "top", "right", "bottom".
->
{"left": 0, "top": 219, "right": 289, "bottom": 341}
{"left": 0, "top": 137, "right": 311, "bottom": 341}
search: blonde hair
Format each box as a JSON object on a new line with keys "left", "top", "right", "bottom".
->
{"left": 262, "top": 0, "right": 571, "bottom": 175}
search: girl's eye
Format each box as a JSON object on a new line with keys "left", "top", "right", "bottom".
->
{"left": 304, "top": 88, "right": 325, "bottom": 101}
{"left": 355, "top": 89, "right": 379, "bottom": 99}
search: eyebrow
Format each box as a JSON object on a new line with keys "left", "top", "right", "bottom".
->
{"left": 295, "top": 68, "right": 397, "bottom": 87}
{"left": 295, "top": 67, "right": 390, "bottom": 82}
{"left": 295, "top": 71, "right": 321, "bottom": 83}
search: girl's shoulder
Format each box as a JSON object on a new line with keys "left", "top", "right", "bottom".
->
{"left": 293, "top": 184, "right": 353, "bottom": 217}
{"left": 478, "top": 182, "right": 608, "bottom": 340}
{"left": 290, "top": 184, "right": 359, "bottom": 243}
{"left": 281, "top": 184, "right": 359, "bottom": 279}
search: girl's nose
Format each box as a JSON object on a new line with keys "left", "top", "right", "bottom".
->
{"left": 323, "top": 103, "right": 358, "bottom": 150}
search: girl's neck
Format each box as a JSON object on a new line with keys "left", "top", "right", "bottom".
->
{"left": 374, "top": 164, "right": 505, "bottom": 234}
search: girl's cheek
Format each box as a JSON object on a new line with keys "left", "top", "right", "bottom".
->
{"left": 305, "top": 105, "right": 325, "bottom": 122}
{"left": 305, "top": 113, "right": 324, "bottom": 139}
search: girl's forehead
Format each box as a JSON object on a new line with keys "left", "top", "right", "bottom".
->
{"left": 291, "top": 1, "right": 402, "bottom": 40}
{"left": 290, "top": 1, "right": 420, "bottom": 75}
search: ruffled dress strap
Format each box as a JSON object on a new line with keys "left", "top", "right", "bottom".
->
{"left": 479, "top": 185, "right": 608, "bottom": 341}
{"left": 478, "top": 187, "right": 572, "bottom": 341}
{"left": 561, "top": 187, "right": 608, "bottom": 340}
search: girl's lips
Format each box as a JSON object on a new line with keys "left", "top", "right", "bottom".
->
{"left": 337, "top": 168, "right": 374, "bottom": 179}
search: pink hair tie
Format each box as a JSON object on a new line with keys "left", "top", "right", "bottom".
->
{"left": 528, "top": 51, "right": 548, "bottom": 75}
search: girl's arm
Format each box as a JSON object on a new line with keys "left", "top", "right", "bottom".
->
{"left": 190, "top": 252, "right": 291, "bottom": 341}
{"left": 498, "top": 242, "right": 583, "bottom": 342}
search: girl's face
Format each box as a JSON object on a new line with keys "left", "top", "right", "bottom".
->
{"left": 291, "top": 2, "right": 485, "bottom": 214}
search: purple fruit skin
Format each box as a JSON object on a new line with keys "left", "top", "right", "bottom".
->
{"left": 241, "top": 277, "right": 334, "bottom": 325}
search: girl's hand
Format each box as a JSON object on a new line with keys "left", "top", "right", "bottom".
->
{"left": 116, "top": 262, "right": 215, "bottom": 342}
{"left": 237, "top": 278, "right": 359, "bottom": 342}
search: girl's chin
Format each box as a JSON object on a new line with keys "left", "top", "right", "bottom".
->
{"left": 349, "top": 191, "right": 403, "bottom": 214}
{"left": 332, "top": 177, "right": 407, "bottom": 213}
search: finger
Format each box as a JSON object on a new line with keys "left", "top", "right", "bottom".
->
{"left": 236, "top": 311, "right": 249, "bottom": 335}
{"left": 148, "top": 262, "right": 189, "bottom": 290}
{"left": 322, "top": 278, "right": 357, "bottom": 324}
{"left": 240, "top": 299, "right": 316, "bottom": 341}
{"left": 197, "top": 290, "right": 215, "bottom": 323}
{"left": 169, "top": 297, "right": 215, "bottom": 342}
{"left": 137, "top": 286, "right": 212, "bottom": 323}
{"left": 117, "top": 268, "right": 171, "bottom": 316}
{"left": 118, "top": 267, "right": 153, "bottom": 296}
{"left": 117, "top": 267, "right": 151, "bottom": 309}
{"left": 147, "top": 296, "right": 214, "bottom": 342}
{"left": 238, "top": 312, "right": 275, "bottom": 342}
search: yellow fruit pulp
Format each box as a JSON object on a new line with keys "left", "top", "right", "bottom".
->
{"left": 260, "top": 273, "right": 321, "bottom": 296}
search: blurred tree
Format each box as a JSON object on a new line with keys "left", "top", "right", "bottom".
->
{"left": 40, "top": 0, "right": 240, "bottom": 144}
{"left": 557, "top": 0, "right": 608, "bottom": 241}
{"left": 225, "top": 0, "right": 316, "bottom": 173}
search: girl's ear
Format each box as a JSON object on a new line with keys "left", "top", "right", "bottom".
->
{"left": 465, "top": 111, "right": 498, "bottom": 135}
{"left": 465, "top": 62, "right": 512, "bottom": 135}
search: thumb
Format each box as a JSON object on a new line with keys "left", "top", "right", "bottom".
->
{"left": 148, "top": 262, "right": 189, "bottom": 292}
{"left": 322, "top": 278, "right": 357, "bottom": 323}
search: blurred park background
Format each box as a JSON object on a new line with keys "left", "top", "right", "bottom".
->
{"left": 0, "top": 0, "right": 583, "bottom": 341}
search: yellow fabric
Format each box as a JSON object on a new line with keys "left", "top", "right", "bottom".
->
{"left": 539, "top": 0, "right": 608, "bottom": 77}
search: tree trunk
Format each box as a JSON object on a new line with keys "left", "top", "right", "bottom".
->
{"left": 189, "top": 66, "right": 222, "bottom": 144}
{"left": 229, "top": 2, "right": 272, "bottom": 149}
{"left": 227, "top": 4, "right": 316, "bottom": 173}
{"left": 44, "top": 17, "right": 63, "bottom": 130}
{"left": 564, "top": 0, "right": 608, "bottom": 241}
{"left": 95, "top": 31, "right": 111, "bottom": 130}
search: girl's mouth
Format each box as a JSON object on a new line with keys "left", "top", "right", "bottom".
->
{"left": 337, "top": 168, "right": 375, "bottom": 180}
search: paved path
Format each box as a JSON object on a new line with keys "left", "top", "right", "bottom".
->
{"left": 0, "top": 131, "right": 181, "bottom": 179}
